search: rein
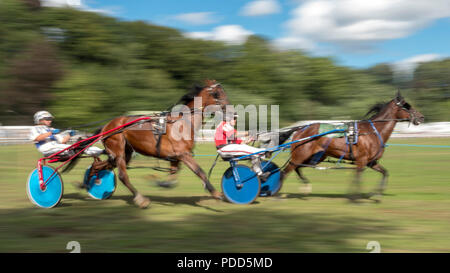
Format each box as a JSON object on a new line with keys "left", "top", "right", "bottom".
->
{"left": 361, "top": 118, "right": 410, "bottom": 123}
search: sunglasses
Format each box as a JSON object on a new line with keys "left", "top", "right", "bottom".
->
{"left": 42, "top": 118, "right": 53, "bottom": 121}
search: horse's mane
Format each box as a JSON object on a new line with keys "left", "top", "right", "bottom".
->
{"left": 364, "top": 101, "right": 390, "bottom": 119}
{"left": 176, "top": 84, "right": 205, "bottom": 105}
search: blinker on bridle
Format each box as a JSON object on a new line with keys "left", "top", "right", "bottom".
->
{"left": 207, "top": 83, "right": 227, "bottom": 107}
{"left": 396, "top": 99, "right": 416, "bottom": 124}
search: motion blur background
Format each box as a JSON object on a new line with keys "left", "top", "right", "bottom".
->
{"left": 1, "top": 0, "right": 450, "bottom": 253}
{"left": 0, "top": 0, "right": 449, "bottom": 129}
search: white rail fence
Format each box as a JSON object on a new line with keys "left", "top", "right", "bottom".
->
{"left": 0, "top": 126, "right": 35, "bottom": 145}
{"left": 289, "top": 121, "right": 450, "bottom": 139}
{"left": 1, "top": 122, "right": 449, "bottom": 145}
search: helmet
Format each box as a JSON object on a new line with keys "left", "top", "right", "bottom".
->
{"left": 224, "top": 112, "right": 238, "bottom": 122}
{"left": 34, "top": 111, "right": 54, "bottom": 124}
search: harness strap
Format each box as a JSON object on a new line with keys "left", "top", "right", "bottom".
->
{"left": 344, "top": 121, "right": 358, "bottom": 161}
{"left": 369, "top": 120, "right": 386, "bottom": 161}
{"left": 348, "top": 141, "right": 354, "bottom": 161}
{"left": 345, "top": 121, "right": 358, "bottom": 145}
{"left": 310, "top": 137, "right": 332, "bottom": 165}
{"left": 155, "top": 133, "right": 163, "bottom": 157}
{"left": 369, "top": 120, "right": 385, "bottom": 148}
{"left": 337, "top": 146, "right": 347, "bottom": 164}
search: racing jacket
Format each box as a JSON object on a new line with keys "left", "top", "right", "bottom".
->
{"left": 214, "top": 121, "right": 242, "bottom": 149}
{"left": 29, "top": 125, "right": 61, "bottom": 148}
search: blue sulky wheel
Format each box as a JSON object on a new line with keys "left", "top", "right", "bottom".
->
{"left": 27, "top": 166, "right": 63, "bottom": 208}
{"left": 221, "top": 164, "right": 260, "bottom": 204}
{"left": 83, "top": 166, "right": 116, "bottom": 200}
{"left": 259, "top": 161, "right": 282, "bottom": 197}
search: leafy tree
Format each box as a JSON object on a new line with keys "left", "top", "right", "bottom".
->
{"left": 1, "top": 0, "right": 448, "bottom": 126}
{"left": 0, "top": 0, "right": 40, "bottom": 62}
{"left": 39, "top": 7, "right": 122, "bottom": 64}
{"left": 1, "top": 39, "right": 63, "bottom": 125}
{"left": 411, "top": 59, "right": 450, "bottom": 121}
{"left": 365, "top": 63, "right": 394, "bottom": 85}
{"left": 49, "top": 65, "right": 182, "bottom": 128}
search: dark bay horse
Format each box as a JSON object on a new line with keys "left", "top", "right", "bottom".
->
{"left": 281, "top": 91, "right": 424, "bottom": 200}
{"left": 98, "top": 80, "right": 230, "bottom": 208}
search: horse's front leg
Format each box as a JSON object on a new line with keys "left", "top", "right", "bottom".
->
{"left": 347, "top": 159, "right": 367, "bottom": 201}
{"left": 368, "top": 161, "right": 389, "bottom": 196}
{"left": 116, "top": 155, "right": 150, "bottom": 208}
{"left": 178, "top": 153, "right": 223, "bottom": 200}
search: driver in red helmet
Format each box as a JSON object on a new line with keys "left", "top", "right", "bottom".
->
{"left": 215, "top": 112, "right": 270, "bottom": 180}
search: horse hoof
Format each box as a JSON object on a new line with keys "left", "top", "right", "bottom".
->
{"left": 156, "top": 180, "right": 178, "bottom": 188}
{"left": 212, "top": 191, "right": 224, "bottom": 201}
{"left": 134, "top": 194, "right": 151, "bottom": 209}
{"left": 347, "top": 193, "right": 364, "bottom": 203}
{"left": 367, "top": 192, "right": 383, "bottom": 203}
{"left": 367, "top": 192, "right": 377, "bottom": 198}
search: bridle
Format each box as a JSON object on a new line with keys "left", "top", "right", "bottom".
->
{"left": 164, "top": 83, "right": 228, "bottom": 116}
{"left": 362, "top": 100, "right": 417, "bottom": 124}
{"left": 395, "top": 99, "right": 418, "bottom": 124}
{"left": 206, "top": 83, "right": 229, "bottom": 110}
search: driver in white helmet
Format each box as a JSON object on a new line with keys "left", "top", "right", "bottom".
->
{"left": 30, "top": 111, "right": 103, "bottom": 157}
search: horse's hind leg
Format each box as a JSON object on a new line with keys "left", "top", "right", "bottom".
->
{"left": 281, "top": 158, "right": 311, "bottom": 194}
{"left": 156, "top": 160, "right": 180, "bottom": 188}
{"left": 295, "top": 167, "right": 312, "bottom": 194}
{"left": 281, "top": 141, "right": 317, "bottom": 193}
{"left": 368, "top": 161, "right": 388, "bottom": 196}
{"left": 281, "top": 161, "right": 296, "bottom": 181}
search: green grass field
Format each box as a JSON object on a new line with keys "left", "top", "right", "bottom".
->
{"left": 1, "top": 138, "right": 449, "bottom": 253}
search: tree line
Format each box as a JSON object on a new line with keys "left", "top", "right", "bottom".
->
{"left": 0, "top": 0, "right": 448, "bottom": 129}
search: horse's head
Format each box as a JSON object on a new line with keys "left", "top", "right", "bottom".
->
{"left": 199, "top": 79, "right": 230, "bottom": 110}
{"left": 393, "top": 91, "right": 425, "bottom": 125}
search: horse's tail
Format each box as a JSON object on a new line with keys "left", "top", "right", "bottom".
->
{"left": 61, "top": 126, "right": 104, "bottom": 173}
{"left": 124, "top": 138, "right": 134, "bottom": 166}
{"left": 278, "top": 125, "right": 307, "bottom": 145}
{"left": 257, "top": 125, "right": 307, "bottom": 149}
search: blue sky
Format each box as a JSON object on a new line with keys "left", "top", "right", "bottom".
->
{"left": 48, "top": 0, "right": 450, "bottom": 69}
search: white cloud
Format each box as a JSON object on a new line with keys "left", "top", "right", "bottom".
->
{"left": 397, "top": 54, "right": 443, "bottom": 65}
{"left": 172, "top": 12, "right": 220, "bottom": 26}
{"left": 41, "top": 0, "right": 119, "bottom": 15}
{"left": 41, "top": 0, "right": 81, "bottom": 8}
{"left": 390, "top": 53, "right": 443, "bottom": 81}
{"left": 241, "top": 0, "right": 281, "bottom": 16}
{"left": 185, "top": 25, "right": 253, "bottom": 45}
{"left": 276, "top": 0, "right": 450, "bottom": 52}
{"left": 273, "top": 36, "right": 315, "bottom": 52}
{"left": 186, "top": 32, "right": 214, "bottom": 40}
{"left": 393, "top": 54, "right": 443, "bottom": 73}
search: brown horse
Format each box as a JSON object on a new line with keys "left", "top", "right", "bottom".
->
{"left": 97, "top": 80, "right": 230, "bottom": 208}
{"left": 281, "top": 91, "right": 424, "bottom": 200}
